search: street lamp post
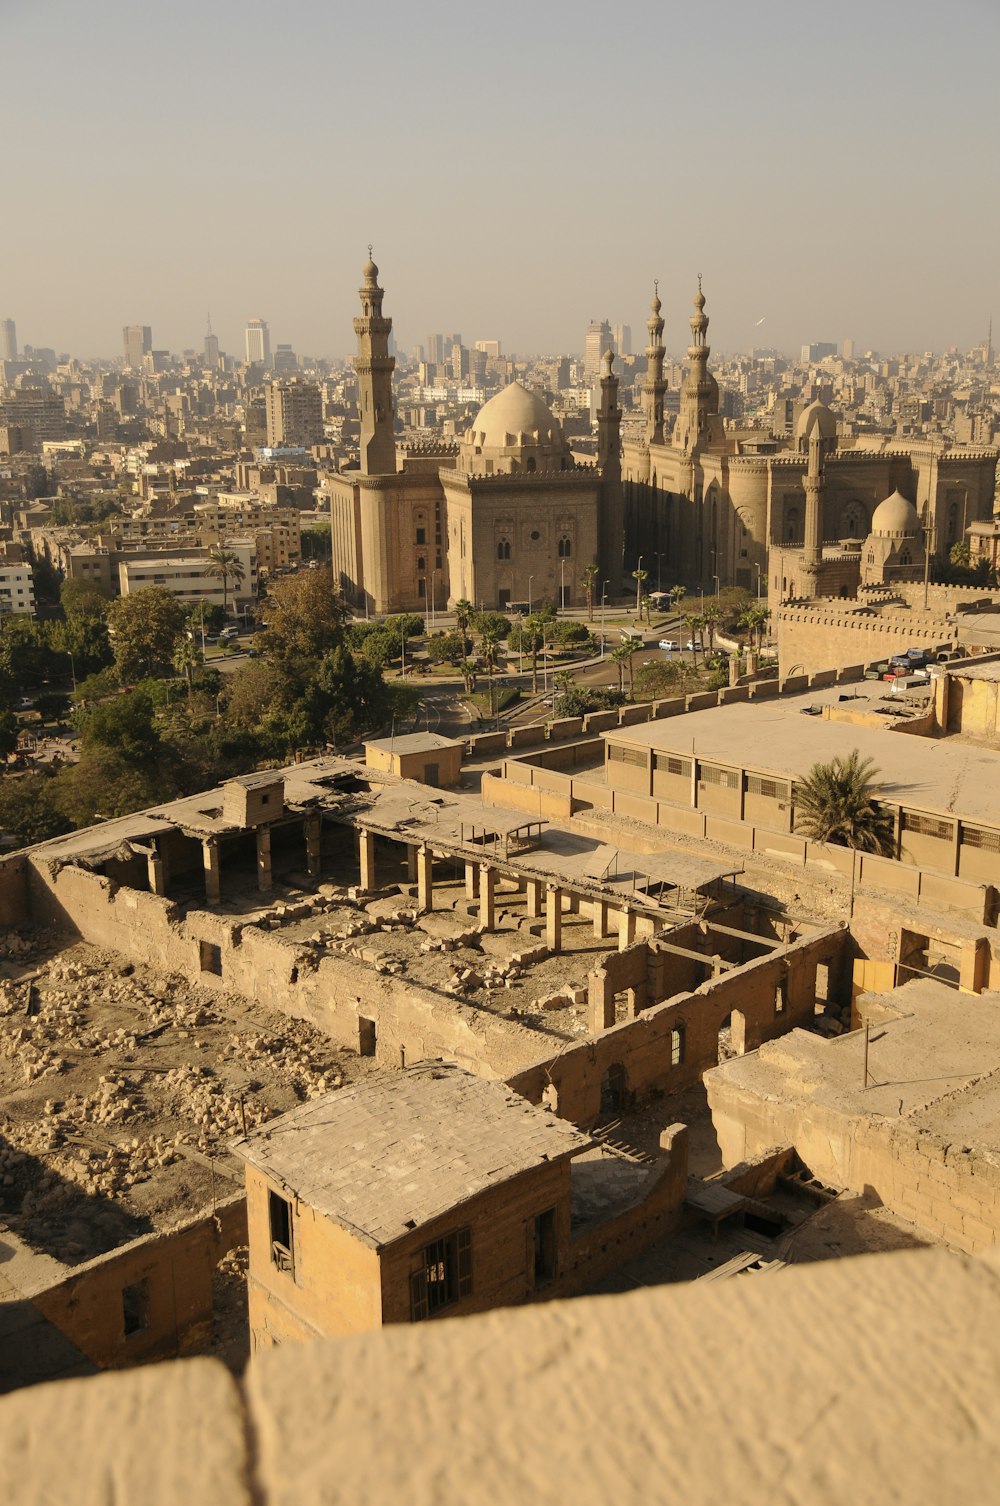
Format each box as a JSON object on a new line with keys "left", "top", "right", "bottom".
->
{"left": 635, "top": 554, "right": 643, "bottom": 613}
{"left": 713, "top": 574, "right": 720, "bottom": 598}
{"left": 528, "top": 575, "right": 534, "bottom": 615}
{"left": 559, "top": 556, "right": 565, "bottom": 610}
{"left": 655, "top": 552, "right": 662, "bottom": 592}
{"left": 755, "top": 563, "right": 762, "bottom": 601}
{"left": 600, "top": 581, "right": 609, "bottom": 660}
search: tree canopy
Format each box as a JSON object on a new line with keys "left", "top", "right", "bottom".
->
{"left": 107, "top": 588, "right": 187, "bottom": 681}
{"left": 794, "top": 751, "right": 895, "bottom": 854}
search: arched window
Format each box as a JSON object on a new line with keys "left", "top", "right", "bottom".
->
{"left": 867, "top": 549, "right": 875, "bottom": 564}
{"left": 417, "top": 556, "right": 426, "bottom": 571}
{"left": 947, "top": 501, "right": 959, "bottom": 543}
{"left": 558, "top": 536, "right": 572, "bottom": 558}
{"left": 900, "top": 549, "right": 911, "bottom": 566}
{"left": 526, "top": 456, "right": 536, "bottom": 473}
{"left": 497, "top": 538, "right": 511, "bottom": 561}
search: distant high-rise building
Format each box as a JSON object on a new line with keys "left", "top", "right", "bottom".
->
{"left": 204, "top": 314, "right": 220, "bottom": 368}
{"left": 274, "top": 343, "right": 298, "bottom": 373}
{"left": 245, "top": 318, "right": 271, "bottom": 367}
{"left": 474, "top": 340, "right": 501, "bottom": 359}
{"left": 612, "top": 323, "right": 632, "bottom": 357}
{"left": 1, "top": 319, "right": 17, "bottom": 361}
{"left": 426, "top": 334, "right": 444, "bottom": 364}
{"left": 450, "top": 342, "right": 469, "bottom": 380}
{"left": 265, "top": 379, "right": 323, "bottom": 448}
{"left": 122, "top": 325, "right": 152, "bottom": 369}
{"left": 801, "top": 341, "right": 837, "bottom": 363}
{"left": 584, "top": 319, "right": 612, "bottom": 380}
{"left": 841, "top": 338, "right": 855, "bottom": 361}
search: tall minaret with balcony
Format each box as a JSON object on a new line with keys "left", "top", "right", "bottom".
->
{"left": 597, "top": 348, "right": 624, "bottom": 592}
{"left": 642, "top": 281, "right": 666, "bottom": 447}
{"left": 354, "top": 249, "right": 397, "bottom": 476}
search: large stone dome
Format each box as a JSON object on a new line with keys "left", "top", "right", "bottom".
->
{"left": 462, "top": 381, "right": 570, "bottom": 476}
{"left": 467, "top": 381, "right": 564, "bottom": 451}
{"left": 796, "top": 400, "right": 838, "bottom": 444}
{"left": 870, "top": 489, "right": 921, "bottom": 537}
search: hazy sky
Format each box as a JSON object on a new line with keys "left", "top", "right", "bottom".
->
{"left": 3, "top": 0, "right": 998, "bottom": 361}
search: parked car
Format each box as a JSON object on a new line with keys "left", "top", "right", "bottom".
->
{"left": 684, "top": 640, "right": 696, "bottom": 651}
{"left": 218, "top": 627, "right": 239, "bottom": 641}
{"left": 658, "top": 639, "right": 678, "bottom": 652}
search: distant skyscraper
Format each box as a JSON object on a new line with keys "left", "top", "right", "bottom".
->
{"left": 801, "top": 341, "right": 837, "bottom": 363}
{"left": 426, "top": 333, "right": 444, "bottom": 364}
{"left": 612, "top": 323, "right": 632, "bottom": 357}
{"left": 122, "top": 325, "right": 151, "bottom": 368}
{"left": 841, "top": 338, "right": 855, "bottom": 361}
{"left": 204, "top": 314, "right": 220, "bottom": 368}
{"left": 245, "top": 318, "right": 271, "bottom": 367}
{"left": 1, "top": 319, "right": 16, "bottom": 361}
{"left": 474, "top": 340, "right": 502, "bottom": 359}
{"left": 584, "top": 319, "right": 612, "bottom": 380}
{"left": 274, "top": 343, "right": 298, "bottom": 373}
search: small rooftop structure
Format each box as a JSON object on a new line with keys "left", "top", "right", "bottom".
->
{"left": 233, "top": 1061, "right": 590, "bottom": 1249}
{"left": 364, "top": 732, "right": 463, "bottom": 788}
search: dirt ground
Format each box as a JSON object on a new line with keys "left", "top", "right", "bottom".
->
{"left": 0, "top": 927, "right": 378, "bottom": 1268}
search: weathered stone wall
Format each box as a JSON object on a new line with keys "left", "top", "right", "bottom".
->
{"left": 30, "top": 1194, "right": 246, "bottom": 1371}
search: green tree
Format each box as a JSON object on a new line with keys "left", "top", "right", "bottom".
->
{"left": 669, "top": 583, "right": 687, "bottom": 616}
{"left": 471, "top": 610, "right": 510, "bottom": 640}
{"left": 452, "top": 598, "right": 474, "bottom": 653}
{"left": 582, "top": 564, "right": 600, "bottom": 623}
{"left": 702, "top": 601, "right": 722, "bottom": 654}
{"left": 258, "top": 569, "right": 347, "bottom": 664}
{"left": 0, "top": 772, "right": 71, "bottom": 847}
{"left": 478, "top": 626, "right": 503, "bottom": 718}
{"left": 515, "top": 613, "right": 547, "bottom": 693}
{"left": 684, "top": 612, "right": 704, "bottom": 666}
{"left": 611, "top": 640, "right": 634, "bottom": 696}
{"left": 172, "top": 636, "right": 202, "bottom": 697}
{"left": 949, "top": 540, "right": 972, "bottom": 569}
{"left": 427, "top": 631, "right": 465, "bottom": 665}
{"left": 75, "top": 690, "right": 160, "bottom": 763}
{"left": 794, "top": 752, "right": 896, "bottom": 855}
{"left": 0, "top": 707, "right": 19, "bottom": 760}
{"left": 300, "top": 524, "right": 332, "bottom": 561}
{"left": 107, "top": 588, "right": 186, "bottom": 680}
{"left": 459, "top": 659, "right": 477, "bottom": 694}
{"left": 632, "top": 566, "right": 648, "bottom": 613}
{"left": 738, "top": 602, "right": 771, "bottom": 652}
{"left": 205, "top": 547, "right": 247, "bottom": 621}
{"left": 633, "top": 660, "right": 690, "bottom": 700}
{"left": 60, "top": 579, "right": 110, "bottom": 619}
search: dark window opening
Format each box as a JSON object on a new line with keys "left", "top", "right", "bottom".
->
{"left": 122, "top": 1278, "right": 149, "bottom": 1337}
{"left": 600, "top": 1063, "right": 628, "bottom": 1116}
{"left": 269, "top": 1189, "right": 294, "bottom": 1275}
{"left": 671, "top": 1026, "right": 685, "bottom": 1066}
{"left": 416, "top": 527, "right": 426, "bottom": 544}
{"left": 359, "top": 1016, "right": 377, "bottom": 1056}
{"left": 533, "top": 1209, "right": 556, "bottom": 1287}
{"left": 200, "top": 940, "right": 222, "bottom": 976}
{"left": 410, "top": 1227, "right": 472, "bottom": 1321}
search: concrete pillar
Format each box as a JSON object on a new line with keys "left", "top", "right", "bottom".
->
{"left": 618, "top": 908, "right": 636, "bottom": 951}
{"left": 566, "top": 891, "right": 580, "bottom": 914}
{"left": 479, "top": 864, "right": 496, "bottom": 930}
{"left": 147, "top": 855, "right": 166, "bottom": 897}
{"left": 625, "top": 983, "right": 647, "bottom": 1018}
{"left": 592, "top": 900, "right": 609, "bottom": 940}
{"left": 203, "top": 841, "right": 220, "bottom": 905}
{"left": 406, "top": 845, "right": 418, "bottom": 882}
{"left": 465, "top": 862, "right": 480, "bottom": 900}
{"left": 546, "top": 886, "right": 562, "bottom": 953}
{"left": 256, "top": 825, "right": 272, "bottom": 894}
{"left": 359, "top": 828, "right": 377, "bottom": 892}
{"left": 526, "top": 879, "right": 544, "bottom": 918}
{"left": 588, "top": 968, "right": 615, "bottom": 1031}
{"left": 305, "top": 814, "right": 322, "bottom": 879}
{"left": 416, "top": 844, "right": 434, "bottom": 912}
{"left": 960, "top": 937, "right": 989, "bottom": 995}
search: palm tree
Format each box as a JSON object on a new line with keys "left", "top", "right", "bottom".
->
{"left": 453, "top": 598, "right": 474, "bottom": 654}
{"left": 172, "top": 635, "right": 201, "bottom": 698}
{"left": 738, "top": 603, "right": 771, "bottom": 652}
{"left": 611, "top": 640, "right": 634, "bottom": 697}
{"left": 670, "top": 583, "right": 686, "bottom": 615}
{"left": 521, "top": 613, "right": 546, "bottom": 693}
{"left": 459, "top": 659, "right": 477, "bottom": 694}
{"left": 479, "top": 627, "right": 502, "bottom": 719}
{"left": 794, "top": 752, "right": 896, "bottom": 855}
{"left": 702, "top": 601, "right": 722, "bottom": 654}
{"left": 582, "top": 564, "right": 600, "bottom": 623}
{"left": 205, "top": 547, "right": 247, "bottom": 621}
{"left": 640, "top": 593, "right": 653, "bottom": 626}
{"left": 632, "top": 566, "right": 648, "bottom": 614}
{"left": 684, "top": 612, "right": 703, "bottom": 666}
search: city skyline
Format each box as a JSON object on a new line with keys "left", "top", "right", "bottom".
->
{"left": 2, "top": 0, "right": 998, "bottom": 359}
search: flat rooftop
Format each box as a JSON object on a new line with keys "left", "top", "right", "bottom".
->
{"left": 608, "top": 691, "right": 1000, "bottom": 824}
{"left": 709, "top": 977, "right": 1000, "bottom": 1147}
{"left": 364, "top": 733, "right": 462, "bottom": 755}
{"left": 233, "top": 1061, "right": 590, "bottom": 1248}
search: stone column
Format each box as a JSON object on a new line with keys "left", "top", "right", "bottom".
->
{"left": 625, "top": 982, "right": 647, "bottom": 1018}
{"left": 479, "top": 864, "right": 496, "bottom": 930}
{"left": 592, "top": 900, "right": 609, "bottom": 940}
{"left": 618, "top": 907, "right": 636, "bottom": 951}
{"left": 526, "top": 879, "right": 544, "bottom": 918}
{"left": 465, "top": 862, "right": 480, "bottom": 900}
{"left": 406, "top": 845, "right": 418, "bottom": 882}
{"left": 588, "top": 968, "right": 615, "bottom": 1031}
{"left": 359, "top": 828, "right": 377, "bottom": 892}
{"left": 546, "top": 886, "right": 562, "bottom": 953}
{"left": 416, "top": 844, "right": 434, "bottom": 912}
{"left": 147, "top": 854, "right": 166, "bottom": 897}
{"left": 305, "top": 814, "right": 322, "bottom": 880}
{"left": 256, "top": 825, "right": 272, "bottom": 894}
{"left": 203, "top": 840, "right": 221, "bottom": 905}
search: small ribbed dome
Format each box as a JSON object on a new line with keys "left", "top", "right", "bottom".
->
{"left": 796, "top": 400, "right": 838, "bottom": 442}
{"left": 871, "top": 489, "right": 921, "bottom": 537}
{"left": 467, "top": 381, "right": 564, "bottom": 451}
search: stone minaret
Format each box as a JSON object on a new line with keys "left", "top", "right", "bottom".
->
{"left": 642, "top": 281, "right": 666, "bottom": 446}
{"left": 677, "top": 276, "right": 716, "bottom": 449}
{"left": 597, "top": 348, "right": 624, "bottom": 593}
{"left": 802, "top": 424, "right": 825, "bottom": 575}
{"left": 353, "top": 249, "right": 396, "bottom": 476}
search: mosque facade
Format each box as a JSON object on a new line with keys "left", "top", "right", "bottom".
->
{"left": 325, "top": 257, "right": 624, "bottom": 616}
